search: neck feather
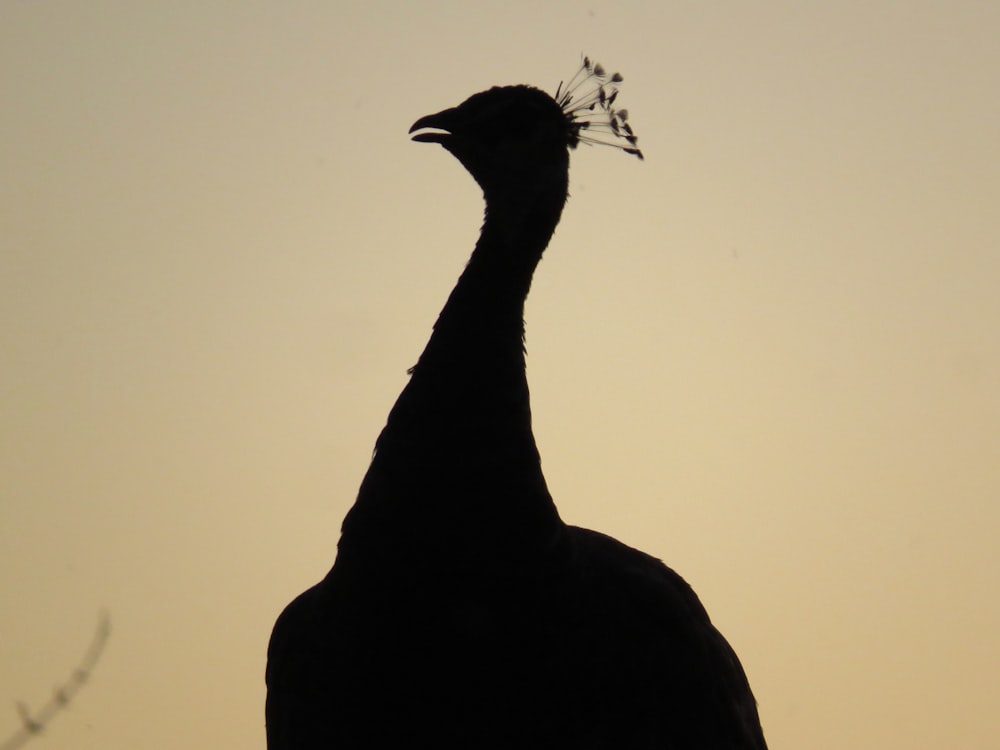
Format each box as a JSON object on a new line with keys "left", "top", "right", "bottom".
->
{"left": 339, "top": 186, "right": 568, "bottom": 572}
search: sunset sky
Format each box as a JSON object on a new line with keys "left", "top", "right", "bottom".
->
{"left": 2, "top": 2, "right": 998, "bottom": 748}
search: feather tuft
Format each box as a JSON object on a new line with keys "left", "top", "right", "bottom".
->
{"left": 556, "top": 56, "right": 643, "bottom": 160}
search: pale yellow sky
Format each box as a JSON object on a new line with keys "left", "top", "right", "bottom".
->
{"left": 2, "top": 2, "right": 998, "bottom": 748}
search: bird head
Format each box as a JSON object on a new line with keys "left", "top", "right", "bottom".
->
{"left": 409, "top": 59, "right": 641, "bottom": 205}
{"left": 410, "top": 85, "right": 572, "bottom": 202}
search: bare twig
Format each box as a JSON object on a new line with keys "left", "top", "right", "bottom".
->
{"left": 1, "top": 611, "right": 111, "bottom": 750}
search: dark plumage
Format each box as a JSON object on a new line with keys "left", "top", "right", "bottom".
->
{"left": 266, "top": 61, "right": 768, "bottom": 749}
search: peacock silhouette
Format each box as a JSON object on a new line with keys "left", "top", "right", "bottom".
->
{"left": 266, "top": 59, "right": 768, "bottom": 749}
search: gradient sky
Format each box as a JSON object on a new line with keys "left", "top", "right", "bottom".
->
{"left": 2, "top": 2, "right": 998, "bottom": 748}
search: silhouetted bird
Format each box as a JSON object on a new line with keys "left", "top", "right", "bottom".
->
{"left": 266, "top": 59, "right": 768, "bottom": 749}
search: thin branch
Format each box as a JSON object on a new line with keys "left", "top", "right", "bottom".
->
{"left": 1, "top": 611, "right": 111, "bottom": 750}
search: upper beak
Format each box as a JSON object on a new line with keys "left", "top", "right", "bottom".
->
{"left": 409, "top": 106, "right": 460, "bottom": 144}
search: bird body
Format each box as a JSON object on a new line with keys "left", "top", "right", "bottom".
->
{"left": 267, "top": 64, "right": 768, "bottom": 749}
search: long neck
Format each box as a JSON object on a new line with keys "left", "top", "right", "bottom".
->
{"left": 338, "top": 188, "right": 567, "bottom": 574}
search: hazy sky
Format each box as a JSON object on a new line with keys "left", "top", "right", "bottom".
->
{"left": 2, "top": 2, "right": 998, "bottom": 748}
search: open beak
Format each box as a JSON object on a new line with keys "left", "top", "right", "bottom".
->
{"left": 409, "top": 107, "right": 460, "bottom": 144}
